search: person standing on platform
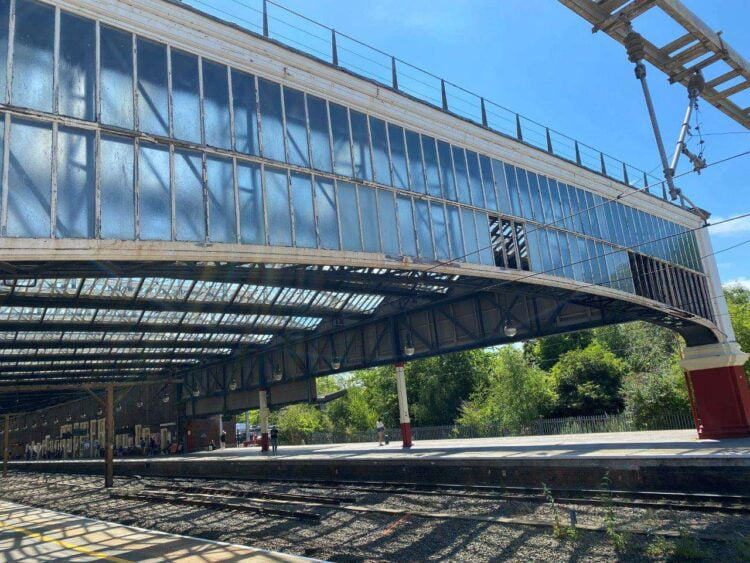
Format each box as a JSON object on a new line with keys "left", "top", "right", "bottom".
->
{"left": 220, "top": 429, "right": 227, "bottom": 449}
{"left": 376, "top": 420, "right": 385, "bottom": 446}
{"left": 270, "top": 425, "right": 279, "bottom": 454}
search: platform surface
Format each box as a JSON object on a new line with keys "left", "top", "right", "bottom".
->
{"left": 178, "top": 429, "right": 750, "bottom": 462}
{"left": 21, "top": 429, "right": 750, "bottom": 465}
{"left": 0, "top": 500, "right": 314, "bottom": 562}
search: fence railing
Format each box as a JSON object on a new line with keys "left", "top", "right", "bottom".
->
{"left": 299, "top": 412, "right": 694, "bottom": 446}
{"left": 184, "top": 0, "right": 680, "bottom": 206}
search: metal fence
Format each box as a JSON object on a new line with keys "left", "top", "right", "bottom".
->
{"left": 184, "top": 0, "right": 678, "bottom": 205}
{"left": 301, "top": 412, "right": 694, "bottom": 445}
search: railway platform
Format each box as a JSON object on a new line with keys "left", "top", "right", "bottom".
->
{"left": 9, "top": 430, "right": 750, "bottom": 495}
{"left": 0, "top": 500, "right": 313, "bottom": 561}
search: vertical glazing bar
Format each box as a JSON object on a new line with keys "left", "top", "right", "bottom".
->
{"left": 1, "top": 112, "right": 10, "bottom": 235}
{"left": 480, "top": 97, "right": 487, "bottom": 127}
{"left": 94, "top": 129, "right": 101, "bottom": 239}
{"left": 134, "top": 137, "right": 140, "bottom": 238}
{"left": 4, "top": 0, "right": 14, "bottom": 104}
{"left": 331, "top": 29, "right": 338, "bottom": 65}
{"left": 50, "top": 121, "right": 58, "bottom": 238}
{"left": 197, "top": 55, "right": 205, "bottom": 145}
{"left": 52, "top": 6, "right": 59, "bottom": 114}
{"left": 515, "top": 114, "right": 522, "bottom": 141}
{"left": 169, "top": 144, "right": 176, "bottom": 241}
{"left": 441, "top": 79, "right": 447, "bottom": 111}
{"left": 95, "top": 21, "right": 101, "bottom": 122}
{"left": 262, "top": 0, "right": 269, "bottom": 37}
{"left": 391, "top": 57, "right": 398, "bottom": 90}
{"left": 232, "top": 157, "right": 240, "bottom": 243}
{"left": 132, "top": 33, "right": 139, "bottom": 132}
{"left": 167, "top": 45, "right": 174, "bottom": 139}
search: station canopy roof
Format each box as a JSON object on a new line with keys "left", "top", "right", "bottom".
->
{"left": 0, "top": 261, "right": 461, "bottom": 413}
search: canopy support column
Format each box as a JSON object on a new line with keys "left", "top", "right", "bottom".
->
{"left": 105, "top": 383, "right": 114, "bottom": 488}
{"left": 395, "top": 362, "right": 412, "bottom": 448}
{"left": 259, "top": 389, "right": 269, "bottom": 452}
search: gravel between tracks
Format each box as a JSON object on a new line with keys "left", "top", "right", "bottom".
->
{"left": 2, "top": 472, "right": 750, "bottom": 561}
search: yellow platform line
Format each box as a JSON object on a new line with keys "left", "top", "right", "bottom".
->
{"left": 0, "top": 520, "right": 130, "bottom": 562}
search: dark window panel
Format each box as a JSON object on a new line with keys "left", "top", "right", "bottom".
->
{"left": 100, "top": 134, "right": 135, "bottom": 240}
{"left": 203, "top": 60, "right": 231, "bottom": 149}
{"left": 12, "top": 0, "right": 54, "bottom": 112}
{"left": 291, "top": 172, "right": 315, "bottom": 248}
{"left": 137, "top": 38, "right": 169, "bottom": 136}
{"left": 422, "top": 135, "right": 441, "bottom": 198}
{"left": 452, "top": 146, "right": 471, "bottom": 204}
{"left": 100, "top": 26, "right": 134, "bottom": 129}
{"left": 8, "top": 118, "right": 51, "bottom": 237}
{"left": 430, "top": 202, "right": 450, "bottom": 259}
{"left": 359, "top": 185, "right": 380, "bottom": 253}
{"left": 283, "top": 87, "right": 309, "bottom": 167}
{"left": 265, "top": 166, "right": 292, "bottom": 246}
{"left": 231, "top": 69, "right": 259, "bottom": 156}
{"left": 307, "top": 94, "right": 331, "bottom": 172}
{"left": 369, "top": 116, "right": 390, "bottom": 186}
{"left": 437, "top": 140, "right": 457, "bottom": 201}
{"left": 174, "top": 149, "right": 205, "bottom": 242}
{"left": 479, "top": 155, "right": 497, "bottom": 211}
{"left": 258, "top": 79, "right": 285, "bottom": 162}
{"left": 388, "top": 123, "right": 408, "bottom": 190}
{"left": 237, "top": 161, "right": 264, "bottom": 244}
{"left": 56, "top": 126, "right": 95, "bottom": 238}
{"left": 314, "top": 176, "right": 339, "bottom": 250}
{"left": 405, "top": 130, "right": 426, "bottom": 194}
{"left": 330, "top": 103, "right": 353, "bottom": 177}
{"left": 350, "top": 110, "right": 372, "bottom": 181}
{"left": 59, "top": 12, "right": 95, "bottom": 121}
{"left": 338, "top": 180, "right": 361, "bottom": 251}
{"left": 415, "top": 199, "right": 433, "bottom": 259}
{"left": 378, "top": 189, "right": 399, "bottom": 255}
{"left": 397, "top": 195, "right": 417, "bottom": 256}
{"left": 171, "top": 49, "right": 201, "bottom": 143}
{"left": 206, "top": 156, "right": 236, "bottom": 243}
{"left": 138, "top": 142, "right": 171, "bottom": 240}
{"left": 466, "top": 151, "right": 484, "bottom": 208}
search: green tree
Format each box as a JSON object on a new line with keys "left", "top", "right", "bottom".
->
{"left": 271, "top": 403, "right": 330, "bottom": 443}
{"left": 457, "top": 347, "right": 555, "bottom": 432}
{"left": 524, "top": 331, "right": 594, "bottom": 370}
{"left": 593, "top": 321, "right": 681, "bottom": 374}
{"left": 551, "top": 342, "right": 630, "bottom": 417}
{"left": 621, "top": 362, "right": 691, "bottom": 429}
{"left": 406, "top": 350, "right": 494, "bottom": 426}
{"left": 323, "top": 383, "right": 377, "bottom": 433}
{"left": 725, "top": 284, "right": 750, "bottom": 377}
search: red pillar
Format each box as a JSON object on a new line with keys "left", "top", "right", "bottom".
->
{"left": 682, "top": 343, "right": 750, "bottom": 439}
{"left": 395, "top": 362, "right": 412, "bottom": 448}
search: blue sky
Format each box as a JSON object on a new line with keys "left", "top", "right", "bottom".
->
{"left": 188, "top": 0, "right": 750, "bottom": 287}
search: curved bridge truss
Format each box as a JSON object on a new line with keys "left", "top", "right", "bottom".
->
{"left": 0, "top": 0, "right": 725, "bottom": 415}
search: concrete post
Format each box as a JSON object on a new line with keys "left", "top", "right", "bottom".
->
{"left": 104, "top": 384, "right": 114, "bottom": 488}
{"left": 3, "top": 414, "right": 8, "bottom": 478}
{"left": 395, "top": 362, "right": 412, "bottom": 448}
{"left": 259, "top": 389, "right": 270, "bottom": 452}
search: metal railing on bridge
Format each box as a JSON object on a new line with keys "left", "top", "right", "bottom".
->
{"left": 299, "top": 412, "right": 694, "bottom": 445}
{"left": 184, "top": 0, "right": 678, "bottom": 204}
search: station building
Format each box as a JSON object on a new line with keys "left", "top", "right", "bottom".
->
{"left": 0, "top": 0, "right": 748, "bottom": 453}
